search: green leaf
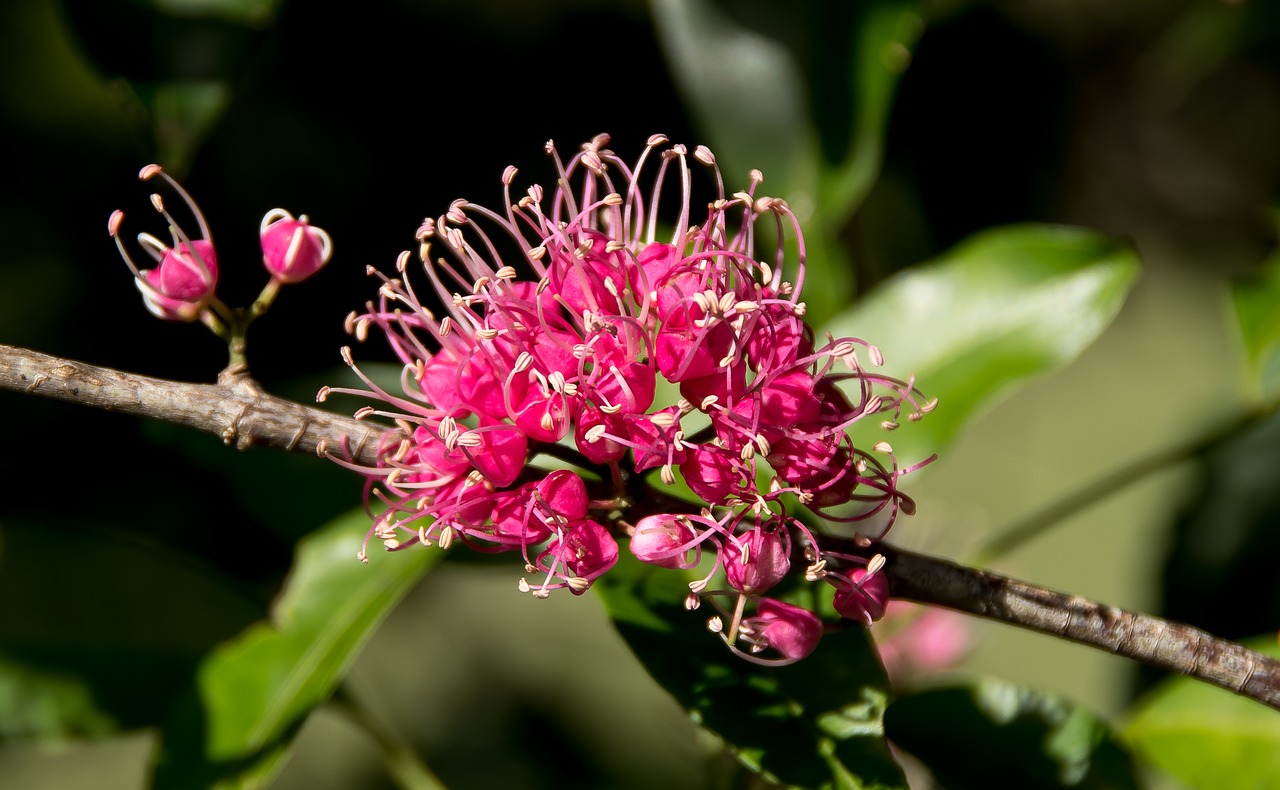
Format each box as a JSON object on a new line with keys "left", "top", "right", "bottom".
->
{"left": 826, "top": 224, "right": 1141, "bottom": 462}
{"left": 652, "top": 0, "right": 820, "bottom": 220}
{"left": 0, "top": 655, "right": 116, "bottom": 739}
{"left": 155, "top": 509, "right": 444, "bottom": 790}
{"left": 0, "top": 521, "right": 262, "bottom": 730}
{"left": 821, "top": 1, "right": 924, "bottom": 221}
{"left": 1230, "top": 245, "right": 1280, "bottom": 403}
{"left": 126, "top": 81, "right": 232, "bottom": 178}
{"left": 597, "top": 554, "right": 906, "bottom": 789}
{"left": 886, "top": 678, "right": 1141, "bottom": 789}
{"left": 134, "top": 0, "right": 282, "bottom": 25}
{"left": 652, "top": 0, "right": 924, "bottom": 327}
{"left": 1123, "top": 636, "right": 1280, "bottom": 790}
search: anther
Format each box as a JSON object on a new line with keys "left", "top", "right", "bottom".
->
{"left": 650, "top": 412, "right": 676, "bottom": 428}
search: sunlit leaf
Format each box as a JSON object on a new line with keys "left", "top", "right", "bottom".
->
{"left": 1124, "top": 636, "right": 1280, "bottom": 790}
{"left": 826, "top": 224, "right": 1141, "bottom": 462}
{"left": 155, "top": 509, "right": 443, "bottom": 789}
{"left": 886, "top": 678, "right": 1140, "bottom": 789}
{"left": 598, "top": 554, "right": 906, "bottom": 789}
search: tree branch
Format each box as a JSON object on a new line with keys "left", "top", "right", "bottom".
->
{"left": 0, "top": 344, "right": 384, "bottom": 467}
{"left": 881, "top": 545, "right": 1280, "bottom": 710}
{"left": 5, "top": 343, "right": 1279, "bottom": 711}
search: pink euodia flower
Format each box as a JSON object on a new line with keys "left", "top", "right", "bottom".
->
{"left": 323, "top": 134, "right": 935, "bottom": 663}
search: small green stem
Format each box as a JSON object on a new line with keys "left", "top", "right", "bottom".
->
{"left": 971, "top": 403, "right": 1278, "bottom": 565}
{"left": 331, "top": 684, "right": 448, "bottom": 790}
{"left": 250, "top": 278, "right": 283, "bottom": 318}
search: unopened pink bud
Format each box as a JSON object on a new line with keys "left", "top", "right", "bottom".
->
{"left": 260, "top": 209, "right": 332, "bottom": 284}
{"left": 136, "top": 240, "right": 219, "bottom": 322}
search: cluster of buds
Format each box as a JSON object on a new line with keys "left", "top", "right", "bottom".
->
{"left": 109, "top": 165, "right": 332, "bottom": 328}
{"left": 325, "top": 134, "right": 935, "bottom": 664}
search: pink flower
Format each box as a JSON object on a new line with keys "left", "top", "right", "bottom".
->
{"left": 739, "top": 599, "right": 823, "bottom": 663}
{"left": 109, "top": 165, "right": 219, "bottom": 322}
{"left": 327, "top": 134, "right": 935, "bottom": 658}
{"left": 629, "top": 514, "right": 700, "bottom": 569}
{"left": 260, "top": 209, "right": 333, "bottom": 284}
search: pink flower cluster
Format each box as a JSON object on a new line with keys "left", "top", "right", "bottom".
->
{"left": 327, "top": 135, "right": 934, "bottom": 664}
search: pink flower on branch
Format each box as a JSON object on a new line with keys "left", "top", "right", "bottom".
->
{"left": 324, "top": 134, "right": 935, "bottom": 663}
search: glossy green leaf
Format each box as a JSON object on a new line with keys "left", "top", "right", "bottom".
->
{"left": 826, "top": 224, "right": 1141, "bottom": 462}
{"left": 652, "top": 0, "right": 924, "bottom": 327}
{"left": 597, "top": 554, "right": 906, "bottom": 789}
{"left": 1124, "top": 636, "right": 1280, "bottom": 790}
{"left": 1230, "top": 245, "right": 1280, "bottom": 403}
{"left": 886, "top": 678, "right": 1141, "bottom": 789}
{"left": 155, "top": 509, "right": 443, "bottom": 790}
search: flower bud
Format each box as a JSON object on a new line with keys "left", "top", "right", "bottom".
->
{"left": 833, "top": 567, "right": 889, "bottom": 625}
{"left": 722, "top": 527, "right": 790, "bottom": 595}
{"left": 745, "top": 598, "right": 822, "bottom": 662}
{"left": 542, "top": 520, "right": 618, "bottom": 594}
{"left": 630, "top": 514, "right": 698, "bottom": 569}
{"left": 260, "top": 209, "right": 332, "bottom": 283}
{"left": 136, "top": 240, "right": 219, "bottom": 321}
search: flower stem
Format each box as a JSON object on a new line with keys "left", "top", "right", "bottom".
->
{"left": 331, "top": 684, "right": 448, "bottom": 790}
{"left": 970, "top": 405, "right": 1277, "bottom": 566}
